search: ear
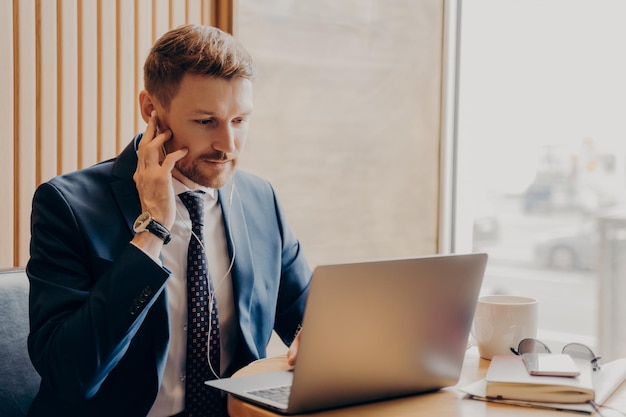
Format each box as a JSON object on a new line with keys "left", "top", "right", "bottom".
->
{"left": 138, "top": 90, "right": 158, "bottom": 124}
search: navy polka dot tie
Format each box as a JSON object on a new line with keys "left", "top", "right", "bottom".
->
{"left": 179, "top": 191, "right": 223, "bottom": 417}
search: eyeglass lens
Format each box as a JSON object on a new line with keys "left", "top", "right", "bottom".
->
{"left": 562, "top": 343, "right": 595, "bottom": 361}
{"left": 562, "top": 342, "right": 601, "bottom": 370}
{"left": 517, "top": 338, "right": 552, "bottom": 354}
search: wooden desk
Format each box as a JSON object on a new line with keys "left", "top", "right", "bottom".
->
{"left": 227, "top": 348, "right": 626, "bottom": 417}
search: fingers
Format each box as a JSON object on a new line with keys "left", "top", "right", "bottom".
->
{"left": 133, "top": 111, "right": 185, "bottom": 230}
{"left": 139, "top": 111, "right": 167, "bottom": 163}
{"left": 138, "top": 110, "right": 159, "bottom": 145}
{"left": 287, "top": 329, "right": 302, "bottom": 366}
{"left": 287, "top": 346, "right": 297, "bottom": 366}
{"left": 139, "top": 110, "right": 171, "bottom": 148}
{"left": 139, "top": 111, "right": 188, "bottom": 167}
{"left": 161, "top": 148, "right": 189, "bottom": 171}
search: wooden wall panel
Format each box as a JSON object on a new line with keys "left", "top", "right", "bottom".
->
{"left": 187, "top": 0, "right": 203, "bottom": 24}
{"left": 59, "top": 0, "right": 79, "bottom": 174}
{"left": 79, "top": 0, "right": 99, "bottom": 167}
{"left": 117, "top": 0, "right": 136, "bottom": 152}
{"left": 0, "top": 0, "right": 15, "bottom": 266}
{"left": 3, "top": 0, "right": 221, "bottom": 267}
{"left": 170, "top": 0, "right": 186, "bottom": 28}
{"left": 99, "top": 0, "right": 118, "bottom": 159}
{"left": 38, "top": 0, "right": 59, "bottom": 184}
{"left": 16, "top": 0, "right": 38, "bottom": 267}
{"left": 134, "top": 0, "right": 152, "bottom": 133}
{"left": 154, "top": 0, "right": 170, "bottom": 38}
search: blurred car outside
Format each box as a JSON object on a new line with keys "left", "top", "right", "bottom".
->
{"left": 533, "top": 222, "right": 598, "bottom": 270}
{"left": 523, "top": 178, "right": 578, "bottom": 213}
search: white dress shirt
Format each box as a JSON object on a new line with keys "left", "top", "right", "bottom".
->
{"left": 147, "top": 179, "right": 236, "bottom": 417}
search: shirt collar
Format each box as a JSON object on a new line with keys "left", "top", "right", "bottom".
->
{"left": 172, "top": 177, "right": 216, "bottom": 200}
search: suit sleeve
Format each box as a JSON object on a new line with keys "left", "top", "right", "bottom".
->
{"left": 27, "top": 182, "right": 169, "bottom": 401}
{"left": 270, "top": 187, "right": 312, "bottom": 346}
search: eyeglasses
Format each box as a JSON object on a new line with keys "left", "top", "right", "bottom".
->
{"left": 510, "top": 338, "right": 602, "bottom": 371}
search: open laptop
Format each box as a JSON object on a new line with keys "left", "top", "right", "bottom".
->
{"left": 206, "top": 252, "right": 488, "bottom": 414}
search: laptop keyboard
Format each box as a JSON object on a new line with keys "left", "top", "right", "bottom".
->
{"left": 247, "top": 385, "right": 291, "bottom": 405}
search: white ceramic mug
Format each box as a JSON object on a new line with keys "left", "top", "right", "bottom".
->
{"left": 471, "top": 295, "right": 538, "bottom": 360}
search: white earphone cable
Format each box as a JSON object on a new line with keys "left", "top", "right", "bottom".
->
{"left": 178, "top": 181, "right": 236, "bottom": 380}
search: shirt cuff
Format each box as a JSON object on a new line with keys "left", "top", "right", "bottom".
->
{"left": 130, "top": 241, "right": 163, "bottom": 267}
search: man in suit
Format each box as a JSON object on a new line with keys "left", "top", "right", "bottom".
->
{"left": 26, "top": 24, "right": 311, "bottom": 417}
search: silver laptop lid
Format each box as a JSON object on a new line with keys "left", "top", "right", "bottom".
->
{"left": 288, "top": 253, "right": 487, "bottom": 413}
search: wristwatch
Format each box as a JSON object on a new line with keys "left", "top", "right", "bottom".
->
{"left": 133, "top": 212, "right": 172, "bottom": 244}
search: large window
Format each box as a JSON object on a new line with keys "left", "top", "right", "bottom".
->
{"left": 456, "top": 0, "right": 626, "bottom": 360}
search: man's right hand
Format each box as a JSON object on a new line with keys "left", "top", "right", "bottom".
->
{"left": 132, "top": 111, "right": 188, "bottom": 255}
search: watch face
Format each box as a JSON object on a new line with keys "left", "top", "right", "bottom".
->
{"left": 133, "top": 212, "right": 152, "bottom": 232}
{"left": 132, "top": 212, "right": 171, "bottom": 243}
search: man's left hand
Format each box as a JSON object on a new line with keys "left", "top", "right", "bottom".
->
{"left": 287, "top": 329, "right": 301, "bottom": 366}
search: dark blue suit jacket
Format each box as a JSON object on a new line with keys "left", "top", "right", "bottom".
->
{"left": 26, "top": 136, "right": 312, "bottom": 416}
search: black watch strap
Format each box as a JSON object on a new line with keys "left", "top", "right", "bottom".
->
{"left": 133, "top": 212, "right": 172, "bottom": 244}
{"left": 146, "top": 219, "right": 172, "bottom": 244}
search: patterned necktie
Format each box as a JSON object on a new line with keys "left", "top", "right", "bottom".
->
{"left": 179, "top": 191, "right": 222, "bottom": 417}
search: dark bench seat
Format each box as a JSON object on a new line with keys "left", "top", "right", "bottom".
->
{"left": 0, "top": 268, "right": 41, "bottom": 416}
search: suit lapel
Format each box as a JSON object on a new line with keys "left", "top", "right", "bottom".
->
{"left": 218, "top": 179, "right": 260, "bottom": 358}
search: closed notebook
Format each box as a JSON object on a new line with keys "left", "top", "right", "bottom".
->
{"left": 485, "top": 355, "right": 594, "bottom": 404}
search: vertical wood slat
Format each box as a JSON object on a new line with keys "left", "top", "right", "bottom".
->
{"left": 99, "top": 0, "right": 117, "bottom": 158}
{"left": 59, "top": 0, "right": 79, "bottom": 174}
{"left": 1, "top": 0, "right": 15, "bottom": 267}
{"left": 34, "top": 0, "right": 40, "bottom": 185}
{"left": 187, "top": 0, "right": 202, "bottom": 24}
{"left": 170, "top": 0, "right": 186, "bottom": 28}
{"left": 135, "top": 0, "right": 152, "bottom": 133}
{"left": 16, "top": 0, "right": 38, "bottom": 267}
{"left": 212, "top": 0, "right": 232, "bottom": 33}
{"left": 154, "top": 0, "right": 169, "bottom": 40}
{"left": 3, "top": 0, "right": 227, "bottom": 267}
{"left": 117, "top": 0, "right": 135, "bottom": 152}
{"left": 80, "top": 0, "right": 98, "bottom": 167}
{"left": 39, "top": 0, "right": 58, "bottom": 184}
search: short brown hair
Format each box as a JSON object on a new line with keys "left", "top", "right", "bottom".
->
{"left": 144, "top": 24, "right": 256, "bottom": 109}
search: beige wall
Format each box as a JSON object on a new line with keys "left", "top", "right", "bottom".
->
{"left": 237, "top": 0, "right": 447, "bottom": 266}
{"left": 1, "top": 0, "right": 230, "bottom": 267}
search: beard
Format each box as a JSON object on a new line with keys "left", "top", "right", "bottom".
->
{"left": 175, "top": 151, "right": 237, "bottom": 189}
